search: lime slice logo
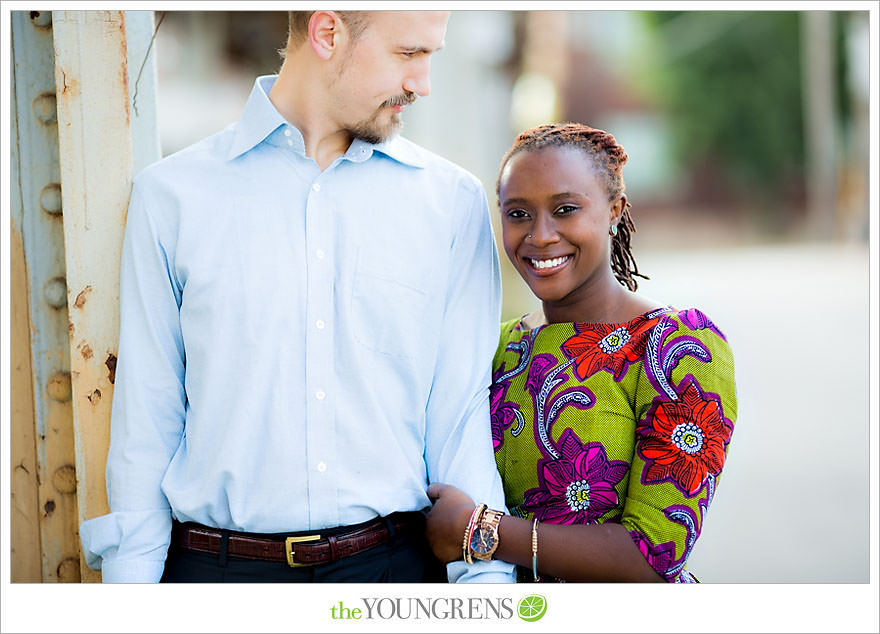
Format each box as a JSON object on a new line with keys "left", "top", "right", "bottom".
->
{"left": 517, "top": 594, "right": 547, "bottom": 622}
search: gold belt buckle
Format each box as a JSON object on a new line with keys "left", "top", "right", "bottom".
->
{"left": 285, "top": 534, "right": 321, "bottom": 567}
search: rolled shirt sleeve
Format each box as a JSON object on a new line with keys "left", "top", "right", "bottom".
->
{"left": 80, "top": 176, "right": 186, "bottom": 582}
{"left": 424, "top": 179, "right": 515, "bottom": 583}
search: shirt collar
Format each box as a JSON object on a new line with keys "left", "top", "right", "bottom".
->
{"left": 227, "top": 75, "right": 425, "bottom": 169}
{"left": 346, "top": 136, "right": 425, "bottom": 169}
{"left": 226, "top": 75, "right": 289, "bottom": 161}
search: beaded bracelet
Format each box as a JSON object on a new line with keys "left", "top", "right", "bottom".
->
{"left": 531, "top": 518, "right": 539, "bottom": 581}
{"left": 462, "top": 504, "right": 487, "bottom": 564}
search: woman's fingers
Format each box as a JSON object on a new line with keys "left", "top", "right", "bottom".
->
{"left": 427, "top": 482, "right": 446, "bottom": 500}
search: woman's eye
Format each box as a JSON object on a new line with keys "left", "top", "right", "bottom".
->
{"left": 505, "top": 209, "right": 528, "bottom": 219}
{"left": 555, "top": 205, "right": 578, "bottom": 215}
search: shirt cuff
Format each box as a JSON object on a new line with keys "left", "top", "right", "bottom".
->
{"left": 447, "top": 559, "right": 516, "bottom": 583}
{"left": 80, "top": 508, "right": 171, "bottom": 582}
{"left": 99, "top": 558, "right": 167, "bottom": 583}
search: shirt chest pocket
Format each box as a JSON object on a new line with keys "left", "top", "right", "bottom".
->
{"left": 350, "top": 252, "right": 430, "bottom": 360}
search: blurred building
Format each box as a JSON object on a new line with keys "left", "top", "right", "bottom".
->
{"left": 150, "top": 9, "right": 870, "bottom": 319}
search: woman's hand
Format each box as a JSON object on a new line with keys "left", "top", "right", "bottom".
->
{"left": 425, "top": 483, "right": 477, "bottom": 563}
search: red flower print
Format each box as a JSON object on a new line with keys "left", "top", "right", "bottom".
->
{"left": 637, "top": 377, "right": 733, "bottom": 496}
{"left": 561, "top": 314, "right": 660, "bottom": 381}
{"left": 522, "top": 429, "right": 629, "bottom": 524}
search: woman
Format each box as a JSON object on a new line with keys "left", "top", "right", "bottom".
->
{"left": 426, "top": 123, "right": 737, "bottom": 582}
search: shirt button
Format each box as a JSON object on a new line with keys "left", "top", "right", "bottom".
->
{"left": 284, "top": 129, "right": 292, "bottom": 137}
{"left": 315, "top": 391, "right": 326, "bottom": 401}
{"left": 316, "top": 320, "right": 325, "bottom": 330}
{"left": 312, "top": 183, "right": 321, "bottom": 192}
{"left": 317, "top": 462, "right": 327, "bottom": 473}
{"left": 316, "top": 249, "right": 325, "bottom": 259}
{"left": 287, "top": 139, "right": 293, "bottom": 146}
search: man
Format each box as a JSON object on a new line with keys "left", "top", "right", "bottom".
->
{"left": 79, "top": 10, "right": 514, "bottom": 583}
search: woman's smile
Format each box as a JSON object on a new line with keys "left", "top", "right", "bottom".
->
{"left": 525, "top": 254, "right": 573, "bottom": 274}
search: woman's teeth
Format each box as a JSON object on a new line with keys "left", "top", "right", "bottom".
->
{"left": 530, "top": 256, "right": 570, "bottom": 269}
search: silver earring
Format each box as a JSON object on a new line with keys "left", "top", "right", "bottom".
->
{"left": 609, "top": 225, "right": 618, "bottom": 237}
{"left": 527, "top": 234, "right": 532, "bottom": 239}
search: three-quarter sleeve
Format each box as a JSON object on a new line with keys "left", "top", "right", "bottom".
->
{"left": 79, "top": 175, "right": 187, "bottom": 582}
{"left": 621, "top": 310, "right": 737, "bottom": 582}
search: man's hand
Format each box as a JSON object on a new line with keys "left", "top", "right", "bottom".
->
{"left": 425, "top": 483, "right": 478, "bottom": 563}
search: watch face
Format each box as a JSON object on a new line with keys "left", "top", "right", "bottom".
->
{"left": 470, "top": 527, "right": 497, "bottom": 555}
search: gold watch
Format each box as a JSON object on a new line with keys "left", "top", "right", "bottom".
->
{"left": 469, "top": 508, "right": 504, "bottom": 561}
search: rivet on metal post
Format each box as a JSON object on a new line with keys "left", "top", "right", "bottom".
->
{"left": 32, "top": 92, "right": 57, "bottom": 125}
{"left": 40, "top": 183, "right": 63, "bottom": 215}
{"left": 29, "top": 11, "right": 52, "bottom": 28}
{"left": 43, "top": 276, "right": 67, "bottom": 309}
{"left": 52, "top": 465, "right": 78, "bottom": 493}
{"left": 47, "top": 372, "right": 72, "bottom": 402}
{"left": 56, "top": 557, "right": 81, "bottom": 582}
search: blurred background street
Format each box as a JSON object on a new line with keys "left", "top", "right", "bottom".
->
{"left": 151, "top": 9, "right": 872, "bottom": 583}
{"left": 638, "top": 241, "right": 869, "bottom": 582}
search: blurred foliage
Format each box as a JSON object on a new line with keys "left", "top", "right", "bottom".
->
{"left": 638, "top": 11, "right": 852, "bottom": 204}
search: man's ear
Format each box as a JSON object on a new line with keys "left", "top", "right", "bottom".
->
{"left": 308, "top": 11, "right": 344, "bottom": 61}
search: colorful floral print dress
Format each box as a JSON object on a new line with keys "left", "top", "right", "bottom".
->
{"left": 491, "top": 307, "right": 737, "bottom": 582}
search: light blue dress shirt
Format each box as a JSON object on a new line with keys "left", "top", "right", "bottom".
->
{"left": 79, "top": 76, "right": 515, "bottom": 583}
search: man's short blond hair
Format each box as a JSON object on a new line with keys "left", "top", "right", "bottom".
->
{"left": 282, "top": 11, "right": 370, "bottom": 57}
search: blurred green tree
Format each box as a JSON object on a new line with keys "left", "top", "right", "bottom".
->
{"left": 638, "top": 11, "right": 851, "bottom": 217}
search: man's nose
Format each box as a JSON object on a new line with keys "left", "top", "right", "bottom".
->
{"left": 403, "top": 60, "right": 432, "bottom": 97}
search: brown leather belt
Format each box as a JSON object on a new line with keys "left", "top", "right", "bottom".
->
{"left": 171, "top": 512, "right": 424, "bottom": 567}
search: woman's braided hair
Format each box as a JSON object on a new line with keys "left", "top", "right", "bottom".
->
{"left": 496, "top": 122, "right": 648, "bottom": 292}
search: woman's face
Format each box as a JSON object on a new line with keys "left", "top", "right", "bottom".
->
{"left": 499, "top": 145, "right": 623, "bottom": 315}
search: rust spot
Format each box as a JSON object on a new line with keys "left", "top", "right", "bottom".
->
{"left": 58, "top": 68, "right": 79, "bottom": 98}
{"left": 80, "top": 343, "right": 93, "bottom": 359}
{"left": 118, "top": 13, "right": 130, "bottom": 126}
{"left": 120, "top": 66, "right": 130, "bottom": 125}
{"left": 74, "top": 285, "right": 92, "bottom": 309}
{"left": 105, "top": 353, "right": 117, "bottom": 384}
{"left": 68, "top": 321, "right": 75, "bottom": 336}
{"left": 87, "top": 388, "right": 101, "bottom": 404}
{"left": 44, "top": 499, "right": 56, "bottom": 515}
{"left": 61, "top": 77, "right": 79, "bottom": 98}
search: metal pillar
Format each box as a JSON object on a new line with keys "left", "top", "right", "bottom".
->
{"left": 9, "top": 9, "right": 160, "bottom": 582}
{"left": 10, "top": 9, "right": 81, "bottom": 583}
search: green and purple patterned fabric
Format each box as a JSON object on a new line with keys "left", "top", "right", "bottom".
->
{"left": 492, "top": 307, "right": 737, "bottom": 583}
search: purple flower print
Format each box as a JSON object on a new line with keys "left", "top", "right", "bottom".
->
{"left": 679, "top": 308, "right": 726, "bottom": 341}
{"left": 522, "top": 429, "right": 629, "bottom": 524}
{"left": 629, "top": 530, "right": 677, "bottom": 579}
{"left": 490, "top": 378, "right": 521, "bottom": 451}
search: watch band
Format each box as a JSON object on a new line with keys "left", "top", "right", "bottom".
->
{"left": 470, "top": 508, "right": 504, "bottom": 561}
{"left": 462, "top": 504, "right": 486, "bottom": 564}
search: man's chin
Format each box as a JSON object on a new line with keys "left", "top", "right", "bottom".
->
{"left": 348, "top": 116, "right": 403, "bottom": 145}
